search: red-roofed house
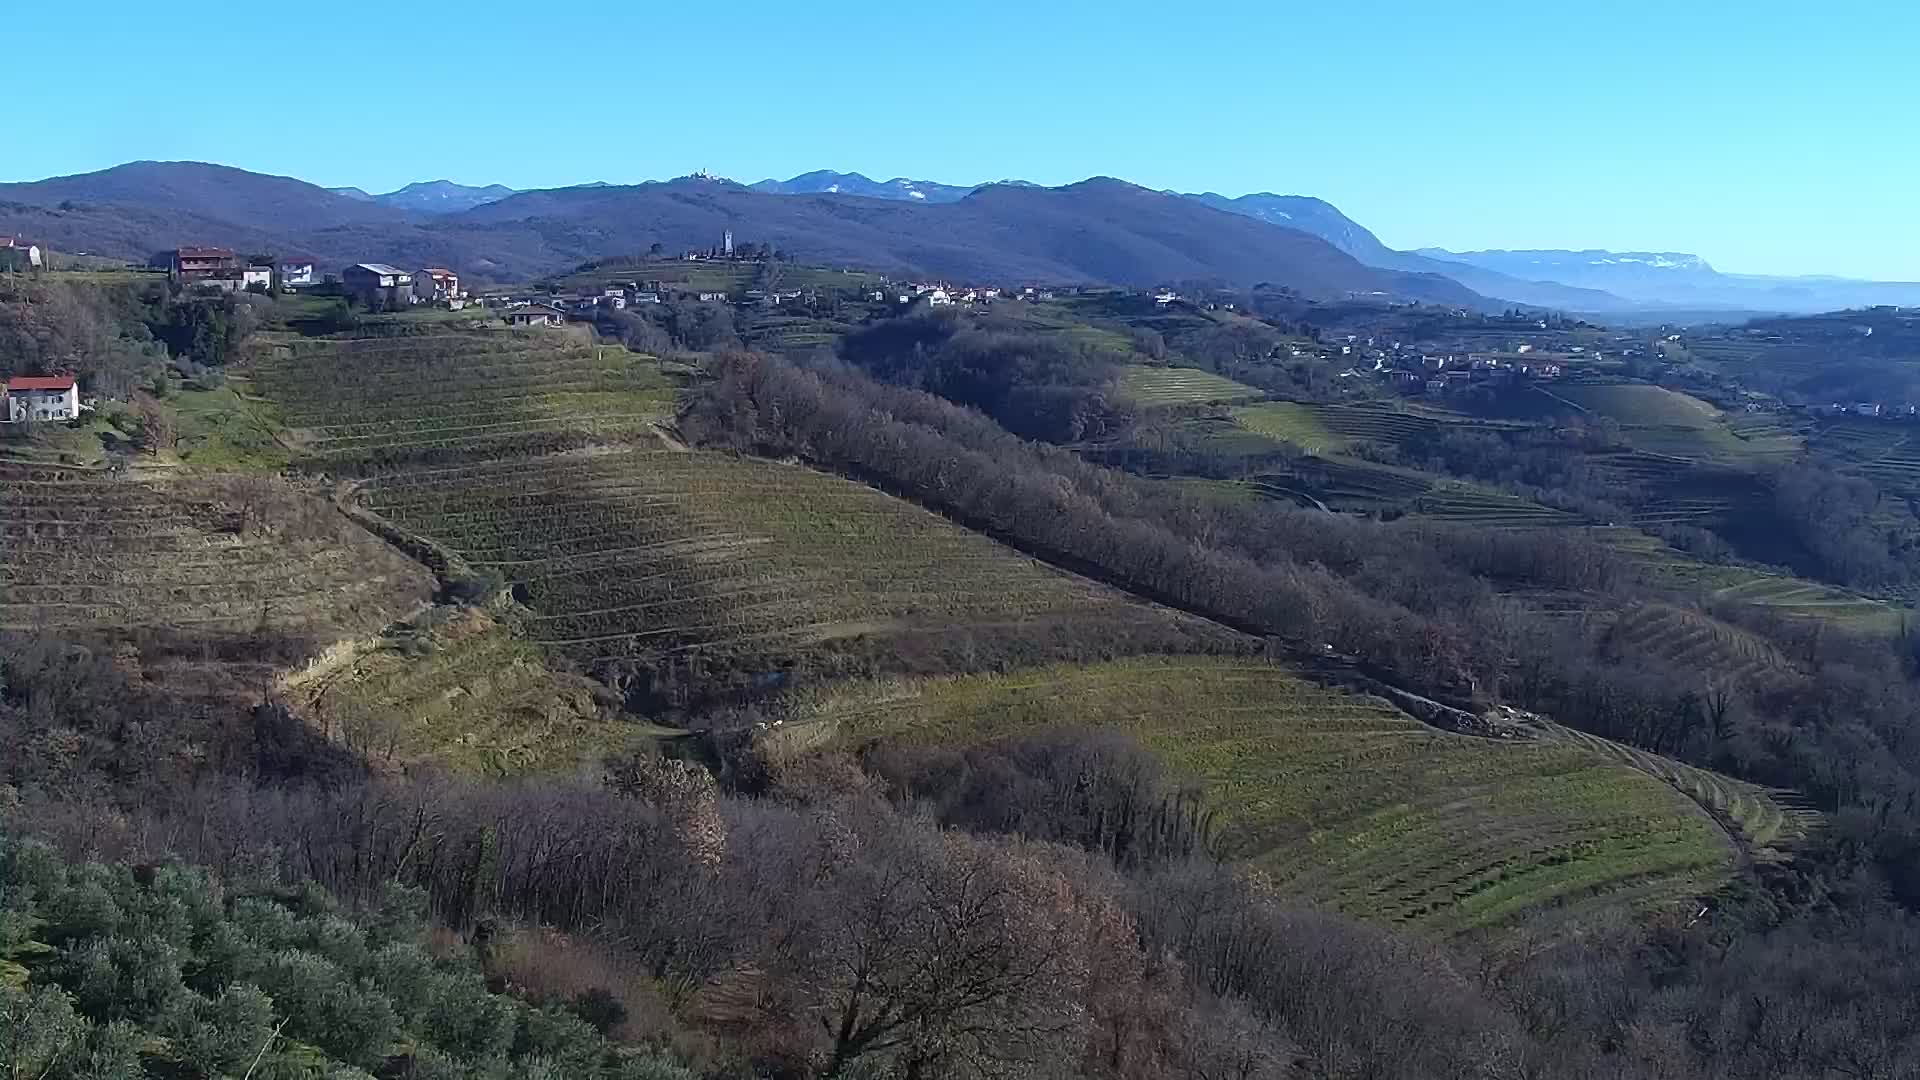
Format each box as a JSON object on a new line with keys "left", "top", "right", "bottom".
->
{"left": 3, "top": 375, "right": 80, "bottom": 423}
{"left": 415, "top": 268, "right": 461, "bottom": 303}
{"left": 170, "top": 247, "right": 241, "bottom": 287}
{"left": 0, "top": 238, "right": 41, "bottom": 270}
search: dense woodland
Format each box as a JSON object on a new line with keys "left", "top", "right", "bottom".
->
{"left": 10, "top": 280, "right": 1920, "bottom": 1077}
{"left": 10, "top": 629, "right": 1920, "bottom": 1079}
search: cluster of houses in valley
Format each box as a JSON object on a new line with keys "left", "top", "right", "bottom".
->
{"left": 1318, "top": 335, "right": 1570, "bottom": 396}
{"left": 1801, "top": 400, "right": 1920, "bottom": 421}
{"left": 873, "top": 282, "right": 1008, "bottom": 307}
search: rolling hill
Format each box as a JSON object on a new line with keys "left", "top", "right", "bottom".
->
{"left": 733, "top": 176, "right": 1636, "bottom": 309}
{"left": 450, "top": 175, "right": 1490, "bottom": 301}
{"left": 0, "top": 163, "right": 1492, "bottom": 300}
{"left": 0, "top": 160, "right": 409, "bottom": 232}
{"left": 716, "top": 173, "right": 1637, "bottom": 310}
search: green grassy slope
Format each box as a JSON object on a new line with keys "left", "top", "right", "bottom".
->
{"left": 1117, "top": 365, "right": 1264, "bottom": 407}
{"left": 1556, "top": 384, "right": 1801, "bottom": 464}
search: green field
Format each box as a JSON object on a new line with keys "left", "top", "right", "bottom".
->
{"left": 1556, "top": 384, "right": 1800, "bottom": 464}
{"left": 358, "top": 451, "right": 1226, "bottom": 668}
{"left": 1711, "top": 573, "right": 1904, "bottom": 633}
{"left": 168, "top": 381, "right": 291, "bottom": 471}
{"left": 244, "top": 330, "right": 680, "bottom": 467}
{"left": 0, "top": 462, "right": 430, "bottom": 636}
{"left": 1233, "top": 401, "right": 1348, "bottom": 452}
{"left": 777, "top": 657, "right": 1743, "bottom": 935}
{"left": 1117, "top": 365, "right": 1263, "bottom": 407}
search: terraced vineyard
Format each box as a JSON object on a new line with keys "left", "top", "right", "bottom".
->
{"left": 1591, "top": 453, "right": 1774, "bottom": 529}
{"left": 1257, "top": 457, "right": 1434, "bottom": 512}
{"left": 1233, "top": 402, "right": 1348, "bottom": 452}
{"left": 1598, "top": 603, "right": 1795, "bottom": 687}
{"left": 0, "top": 462, "right": 431, "bottom": 635}
{"left": 245, "top": 330, "right": 680, "bottom": 467}
{"left": 1727, "top": 412, "right": 1804, "bottom": 454}
{"left": 1409, "top": 486, "right": 1584, "bottom": 528}
{"left": 358, "top": 451, "right": 1227, "bottom": 669}
{"left": 1838, "top": 427, "right": 1920, "bottom": 497}
{"left": 740, "top": 312, "right": 856, "bottom": 351}
{"left": 1711, "top": 574, "right": 1902, "bottom": 633}
{"left": 778, "top": 657, "right": 1741, "bottom": 935}
{"left": 1310, "top": 404, "right": 1444, "bottom": 442}
{"left": 1234, "top": 402, "right": 1482, "bottom": 456}
{"left": 1117, "top": 365, "right": 1263, "bottom": 407}
{"left": 283, "top": 607, "right": 666, "bottom": 774}
{"left": 1547, "top": 724, "right": 1818, "bottom": 861}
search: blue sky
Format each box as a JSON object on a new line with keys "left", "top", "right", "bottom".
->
{"left": 9, "top": 1, "right": 1916, "bottom": 279}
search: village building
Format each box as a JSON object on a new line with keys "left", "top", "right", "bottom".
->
{"left": 278, "top": 259, "right": 316, "bottom": 289}
{"left": 415, "top": 268, "right": 462, "bottom": 303}
{"left": 3, "top": 374, "right": 80, "bottom": 423}
{"left": 504, "top": 304, "right": 564, "bottom": 328}
{"left": 0, "top": 237, "right": 43, "bottom": 270}
{"left": 342, "top": 263, "right": 415, "bottom": 307}
{"left": 243, "top": 262, "right": 274, "bottom": 291}
{"left": 170, "top": 247, "right": 241, "bottom": 286}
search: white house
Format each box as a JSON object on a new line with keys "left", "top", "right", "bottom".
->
{"left": 0, "top": 238, "right": 42, "bottom": 270}
{"left": 504, "top": 304, "right": 564, "bottom": 328}
{"left": 279, "top": 260, "right": 316, "bottom": 288}
{"left": 926, "top": 289, "right": 954, "bottom": 306}
{"left": 3, "top": 374, "right": 80, "bottom": 423}
{"left": 243, "top": 264, "right": 274, "bottom": 291}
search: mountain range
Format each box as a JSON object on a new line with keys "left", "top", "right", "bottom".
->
{"left": 328, "top": 180, "right": 520, "bottom": 214}
{"left": 749, "top": 173, "right": 1920, "bottom": 314}
{"left": 0, "top": 164, "right": 1477, "bottom": 305}
{"left": 4, "top": 161, "right": 1916, "bottom": 315}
